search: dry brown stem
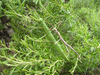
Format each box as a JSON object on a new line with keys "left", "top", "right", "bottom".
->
{"left": 54, "top": 28, "right": 81, "bottom": 60}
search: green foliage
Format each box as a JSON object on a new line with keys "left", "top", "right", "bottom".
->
{"left": 0, "top": 1, "right": 2, "bottom": 16}
{"left": 0, "top": 1, "right": 3, "bottom": 30}
{"left": 0, "top": 0, "right": 100, "bottom": 75}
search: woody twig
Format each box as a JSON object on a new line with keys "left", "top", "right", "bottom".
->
{"left": 54, "top": 28, "right": 81, "bottom": 60}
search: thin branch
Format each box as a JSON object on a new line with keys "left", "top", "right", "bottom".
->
{"left": 55, "top": 39, "right": 60, "bottom": 44}
{"left": 65, "top": 46, "right": 70, "bottom": 54}
{"left": 57, "top": 21, "right": 62, "bottom": 29}
{"left": 53, "top": 28, "right": 81, "bottom": 60}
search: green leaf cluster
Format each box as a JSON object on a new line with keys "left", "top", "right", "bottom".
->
{"left": 0, "top": 0, "right": 100, "bottom": 75}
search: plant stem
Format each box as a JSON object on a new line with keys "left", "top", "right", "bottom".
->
{"left": 54, "top": 28, "right": 81, "bottom": 60}
{"left": 40, "top": 18, "right": 68, "bottom": 61}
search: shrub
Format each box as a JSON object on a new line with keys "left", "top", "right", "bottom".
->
{"left": 0, "top": 0, "right": 100, "bottom": 75}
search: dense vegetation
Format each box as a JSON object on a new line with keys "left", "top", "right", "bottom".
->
{"left": 0, "top": 0, "right": 100, "bottom": 75}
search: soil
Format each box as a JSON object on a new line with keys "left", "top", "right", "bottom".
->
{"left": 0, "top": 13, "right": 13, "bottom": 73}
{"left": 0, "top": 25, "right": 13, "bottom": 73}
